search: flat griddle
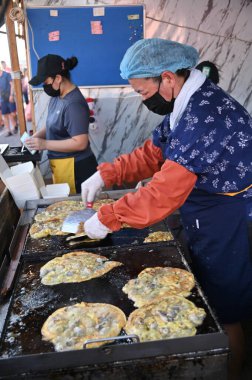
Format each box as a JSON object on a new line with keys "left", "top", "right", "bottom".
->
{"left": 0, "top": 196, "right": 228, "bottom": 378}
{"left": 0, "top": 243, "right": 220, "bottom": 360}
{"left": 23, "top": 204, "right": 173, "bottom": 256}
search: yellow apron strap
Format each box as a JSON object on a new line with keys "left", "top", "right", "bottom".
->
{"left": 220, "top": 183, "right": 252, "bottom": 197}
{"left": 50, "top": 157, "right": 76, "bottom": 194}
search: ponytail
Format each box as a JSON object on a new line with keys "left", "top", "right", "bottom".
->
{"left": 65, "top": 56, "right": 78, "bottom": 71}
{"left": 60, "top": 56, "right": 78, "bottom": 80}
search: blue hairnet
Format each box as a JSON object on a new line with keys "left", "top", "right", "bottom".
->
{"left": 120, "top": 38, "right": 199, "bottom": 79}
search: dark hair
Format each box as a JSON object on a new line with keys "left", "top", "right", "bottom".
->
{"left": 147, "top": 68, "right": 190, "bottom": 83}
{"left": 176, "top": 68, "right": 190, "bottom": 78}
{"left": 195, "top": 60, "right": 219, "bottom": 84}
{"left": 60, "top": 56, "right": 78, "bottom": 80}
{"left": 65, "top": 56, "right": 78, "bottom": 71}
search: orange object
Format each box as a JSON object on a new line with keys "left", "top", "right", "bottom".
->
{"left": 98, "top": 139, "right": 164, "bottom": 187}
{"left": 98, "top": 159, "right": 197, "bottom": 231}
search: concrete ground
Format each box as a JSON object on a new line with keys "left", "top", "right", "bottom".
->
{"left": 0, "top": 124, "right": 22, "bottom": 147}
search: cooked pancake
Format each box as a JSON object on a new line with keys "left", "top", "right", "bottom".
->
{"left": 32, "top": 200, "right": 90, "bottom": 238}
{"left": 42, "top": 302, "right": 126, "bottom": 351}
{"left": 144, "top": 231, "right": 174, "bottom": 243}
{"left": 35, "top": 201, "right": 84, "bottom": 223}
{"left": 31, "top": 199, "right": 126, "bottom": 239}
{"left": 34, "top": 211, "right": 68, "bottom": 223}
{"left": 46, "top": 200, "right": 84, "bottom": 212}
{"left": 122, "top": 267, "right": 195, "bottom": 307}
{"left": 125, "top": 295, "right": 206, "bottom": 342}
{"left": 32, "top": 200, "right": 115, "bottom": 236}
{"left": 40, "top": 251, "right": 122, "bottom": 285}
{"left": 35, "top": 199, "right": 116, "bottom": 223}
{"left": 29, "top": 220, "right": 68, "bottom": 239}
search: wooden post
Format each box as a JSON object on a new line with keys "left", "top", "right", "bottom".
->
{"left": 21, "top": 0, "right": 36, "bottom": 134}
{"left": 5, "top": 0, "right": 26, "bottom": 135}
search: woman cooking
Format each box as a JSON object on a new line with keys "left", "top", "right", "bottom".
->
{"left": 81, "top": 38, "right": 252, "bottom": 379}
{"left": 26, "top": 54, "right": 97, "bottom": 194}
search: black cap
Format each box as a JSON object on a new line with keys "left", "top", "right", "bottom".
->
{"left": 29, "top": 54, "right": 66, "bottom": 86}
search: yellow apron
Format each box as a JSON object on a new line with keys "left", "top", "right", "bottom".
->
{"left": 50, "top": 157, "right": 76, "bottom": 194}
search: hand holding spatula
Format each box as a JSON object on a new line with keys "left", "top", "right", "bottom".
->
{"left": 61, "top": 202, "right": 96, "bottom": 234}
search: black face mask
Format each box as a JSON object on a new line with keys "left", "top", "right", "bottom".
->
{"left": 143, "top": 78, "right": 175, "bottom": 115}
{"left": 43, "top": 78, "right": 61, "bottom": 97}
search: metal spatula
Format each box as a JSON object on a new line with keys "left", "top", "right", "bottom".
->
{"left": 61, "top": 202, "right": 96, "bottom": 234}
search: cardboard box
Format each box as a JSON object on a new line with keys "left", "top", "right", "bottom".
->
{"left": 40, "top": 183, "right": 70, "bottom": 199}
{"left": 0, "top": 154, "right": 45, "bottom": 208}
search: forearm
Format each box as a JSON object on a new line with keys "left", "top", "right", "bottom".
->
{"left": 27, "top": 133, "right": 89, "bottom": 152}
{"left": 98, "top": 160, "right": 197, "bottom": 230}
{"left": 45, "top": 137, "right": 88, "bottom": 153}
{"left": 33, "top": 127, "right": 46, "bottom": 139}
{"left": 99, "top": 139, "right": 164, "bottom": 188}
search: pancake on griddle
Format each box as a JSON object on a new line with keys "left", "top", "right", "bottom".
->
{"left": 144, "top": 231, "right": 173, "bottom": 243}
{"left": 40, "top": 250, "right": 123, "bottom": 285}
{"left": 31, "top": 199, "right": 116, "bottom": 238}
{"left": 122, "top": 267, "right": 195, "bottom": 307}
{"left": 42, "top": 302, "right": 126, "bottom": 351}
{"left": 29, "top": 219, "right": 68, "bottom": 239}
{"left": 125, "top": 295, "right": 206, "bottom": 342}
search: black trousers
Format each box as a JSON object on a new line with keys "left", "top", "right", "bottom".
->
{"left": 74, "top": 154, "right": 98, "bottom": 194}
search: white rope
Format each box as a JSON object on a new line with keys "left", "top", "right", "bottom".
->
{"left": 27, "top": 17, "right": 40, "bottom": 60}
{"left": 9, "top": 6, "right": 25, "bottom": 24}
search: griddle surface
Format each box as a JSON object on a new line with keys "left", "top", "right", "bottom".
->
{"left": 0, "top": 244, "right": 218, "bottom": 358}
{"left": 24, "top": 216, "right": 173, "bottom": 256}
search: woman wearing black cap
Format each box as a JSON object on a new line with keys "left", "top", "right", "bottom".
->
{"left": 26, "top": 54, "right": 97, "bottom": 194}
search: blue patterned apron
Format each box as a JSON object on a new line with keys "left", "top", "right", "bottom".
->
{"left": 180, "top": 189, "right": 252, "bottom": 323}
{"left": 152, "top": 79, "right": 252, "bottom": 323}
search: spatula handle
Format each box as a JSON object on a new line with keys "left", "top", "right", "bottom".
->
{"left": 86, "top": 201, "right": 94, "bottom": 208}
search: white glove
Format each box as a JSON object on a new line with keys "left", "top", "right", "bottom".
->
{"left": 84, "top": 213, "right": 111, "bottom": 239}
{"left": 81, "top": 171, "right": 104, "bottom": 206}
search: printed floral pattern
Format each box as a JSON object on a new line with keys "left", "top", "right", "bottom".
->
{"left": 152, "top": 79, "right": 252, "bottom": 200}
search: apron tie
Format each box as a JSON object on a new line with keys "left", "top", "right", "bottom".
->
{"left": 220, "top": 183, "right": 252, "bottom": 197}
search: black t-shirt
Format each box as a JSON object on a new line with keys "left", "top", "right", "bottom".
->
{"left": 46, "top": 87, "right": 92, "bottom": 160}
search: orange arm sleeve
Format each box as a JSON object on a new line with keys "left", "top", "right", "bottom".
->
{"left": 98, "top": 139, "right": 164, "bottom": 188}
{"left": 98, "top": 160, "right": 197, "bottom": 231}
